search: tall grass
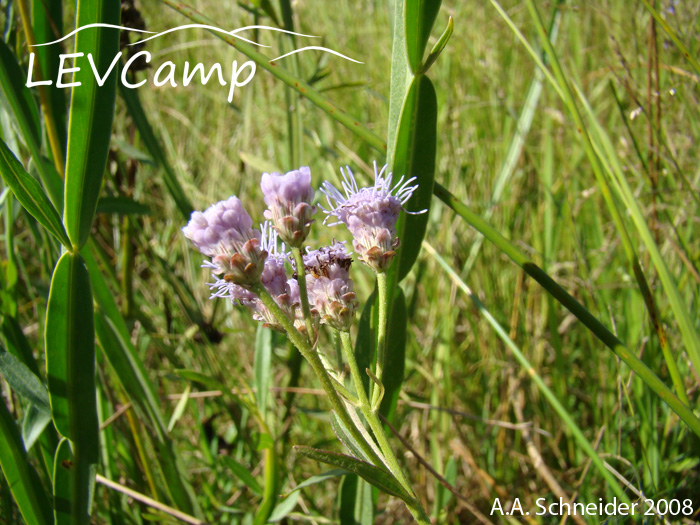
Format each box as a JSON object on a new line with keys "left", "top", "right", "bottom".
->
{"left": 1, "top": 0, "right": 699, "bottom": 523}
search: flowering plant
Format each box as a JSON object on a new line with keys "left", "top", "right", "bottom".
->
{"left": 183, "top": 162, "right": 431, "bottom": 523}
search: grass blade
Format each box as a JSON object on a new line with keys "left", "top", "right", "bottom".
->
{"left": 118, "top": 83, "right": 193, "bottom": 219}
{"left": 422, "top": 241, "right": 631, "bottom": 503}
{"left": 0, "top": 139, "right": 70, "bottom": 247}
{"left": 431, "top": 184, "right": 700, "bottom": 437}
{"left": 63, "top": 0, "right": 120, "bottom": 248}
{"left": 45, "top": 252, "right": 99, "bottom": 523}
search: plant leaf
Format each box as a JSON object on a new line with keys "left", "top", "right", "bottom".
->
{"left": 0, "top": 39, "right": 63, "bottom": 209}
{"left": 63, "top": 1, "right": 120, "bottom": 248}
{"left": 379, "top": 288, "right": 406, "bottom": 420}
{"left": 389, "top": 75, "right": 437, "bottom": 283}
{"left": 220, "top": 456, "right": 262, "bottom": 495}
{"left": 0, "top": 349, "right": 50, "bottom": 411}
{"left": 329, "top": 411, "right": 372, "bottom": 463}
{"left": 21, "top": 405, "right": 52, "bottom": 453}
{"left": 45, "top": 252, "right": 99, "bottom": 523}
{"left": 294, "top": 446, "right": 412, "bottom": 502}
{"left": 404, "top": 0, "right": 442, "bottom": 73}
{"left": 0, "top": 397, "right": 52, "bottom": 525}
{"left": 0, "top": 139, "right": 70, "bottom": 247}
{"left": 53, "top": 438, "right": 72, "bottom": 525}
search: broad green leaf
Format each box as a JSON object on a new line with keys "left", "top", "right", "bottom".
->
{"left": 389, "top": 75, "right": 437, "bottom": 283}
{"left": 339, "top": 474, "right": 375, "bottom": 525}
{"left": 0, "top": 349, "right": 50, "bottom": 411}
{"left": 404, "top": 0, "right": 442, "bottom": 73}
{"left": 294, "top": 446, "right": 412, "bottom": 502}
{"left": 53, "top": 438, "right": 72, "bottom": 525}
{"left": 63, "top": 1, "right": 120, "bottom": 248}
{"left": 118, "top": 82, "right": 193, "bottom": 220}
{"left": 45, "top": 252, "right": 98, "bottom": 523}
{"left": 0, "top": 139, "right": 70, "bottom": 247}
{"left": 354, "top": 289, "right": 377, "bottom": 397}
{"left": 379, "top": 288, "right": 406, "bottom": 420}
{"left": 0, "top": 39, "right": 63, "bottom": 209}
{"left": 220, "top": 456, "right": 262, "bottom": 495}
{"left": 254, "top": 325, "right": 272, "bottom": 416}
{"left": 386, "top": 0, "right": 411, "bottom": 158}
{"left": 0, "top": 398, "right": 52, "bottom": 525}
{"left": 96, "top": 196, "right": 151, "bottom": 216}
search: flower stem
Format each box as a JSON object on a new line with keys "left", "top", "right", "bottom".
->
{"left": 253, "top": 284, "right": 383, "bottom": 467}
{"left": 339, "top": 331, "right": 430, "bottom": 524}
{"left": 371, "top": 271, "right": 389, "bottom": 407}
{"left": 291, "top": 247, "right": 316, "bottom": 341}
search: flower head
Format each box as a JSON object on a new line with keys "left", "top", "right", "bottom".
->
{"left": 183, "top": 196, "right": 266, "bottom": 286}
{"left": 320, "top": 162, "right": 423, "bottom": 272}
{"left": 261, "top": 167, "right": 316, "bottom": 247}
{"left": 303, "top": 242, "right": 357, "bottom": 331}
{"left": 207, "top": 222, "right": 301, "bottom": 332}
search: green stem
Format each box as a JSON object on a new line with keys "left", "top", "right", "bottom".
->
{"left": 291, "top": 247, "right": 315, "bottom": 340}
{"left": 339, "top": 331, "right": 430, "bottom": 525}
{"left": 253, "top": 284, "right": 383, "bottom": 467}
{"left": 371, "top": 272, "right": 389, "bottom": 407}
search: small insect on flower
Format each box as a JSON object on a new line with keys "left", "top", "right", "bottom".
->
{"left": 205, "top": 222, "right": 301, "bottom": 332}
{"left": 182, "top": 196, "right": 267, "bottom": 286}
{"left": 303, "top": 242, "right": 358, "bottom": 331}
{"left": 261, "top": 166, "right": 316, "bottom": 248}
{"left": 320, "top": 161, "right": 425, "bottom": 273}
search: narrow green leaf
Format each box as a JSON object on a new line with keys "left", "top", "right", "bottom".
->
{"left": 63, "top": 1, "right": 120, "bottom": 248}
{"left": 267, "top": 491, "right": 300, "bottom": 522}
{"left": 294, "top": 446, "right": 412, "bottom": 502}
{"left": 404, "top": 0, "right": 442, "bottom": 73}
{"left": 0, "top": 39, "right": 63, "bottom": 209}
{"left": 0, "top": 350, "right": 50, "bottom": 411}
{"left": 329, "top": 411, "right": 372, "bottom": 463}
{"left": 45, "top": 252, "right": 98, "bottom": 523}
{"left": 254, "top": 325, "right": 272, "bottom": 416}
{"left": 220, "top": 456, "right": 262, "bottom": 495}
{"left": 167, "top": 384, "right": 190, "bottom": 433}
{"left": 87, "top": 245, "right": 201, "bottom": 518}
{"left": 389, "top": 75, "right": 437, "bottom": 283}
{"left": 432, "top": 184, "right": 700, "bottom": 437}
{"left": 0, "top": 139, "right": 70, "bottom": 247}
{"left": 53, "top": 438, "right": 72, "bottom": 525}
{"left": 118, "top": 82, "right": 194, "bottom": 220}
{"left": 31, "top": 0, "right": 68, "bottom": 152}
{"left": 0, "top": 399, "right": 52, "bottom": 525}
{"left": 287, "top": 469, "right": 348, "bottom": 495}
{"left": 21, "top": 405, "right": 52, "bottom": 453}
{"left": 419, "top": 16, "right": 453, "bottom": 74}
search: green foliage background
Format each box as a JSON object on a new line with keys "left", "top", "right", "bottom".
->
{"left": 0, "top": 0, "right": 699, "bottom": 523}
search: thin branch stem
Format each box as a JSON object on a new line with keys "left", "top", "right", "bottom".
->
{"left": 291, "top": 247, "right": 315, "bottom": 340}
{"left": 371, "top": 271, "right": 389, "bottom": 407}
{"left": 339, "top": 331, "right": 430, "bottom": 525}
{"left": 253, "top": 284, "right": 383, "bottom": 467}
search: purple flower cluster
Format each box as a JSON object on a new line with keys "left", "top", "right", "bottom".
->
{"left": 320, "top": 162, "right": 423, "bottom": 272}
{"left": 261, "top": 167, "right": 315, "bottom": 248}
{"left": 183, "top": 162, "right": 421, "bottom": 332}
{"left": 303, "top": 242, "right": 357, "bottom": 331}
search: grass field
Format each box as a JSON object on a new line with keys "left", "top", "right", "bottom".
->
{"left": 1, "top": 0, "right": 699, "bottom": 523}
